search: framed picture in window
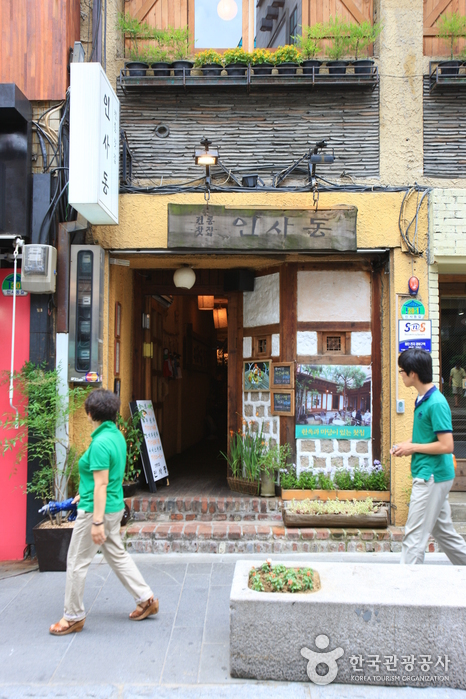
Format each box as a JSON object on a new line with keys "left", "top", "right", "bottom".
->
{"left": 271, "top": 362, "right": 294, "bottom": 389}
{"left": 271, "top": 390, "right": 295, "bottom": 416}
{"left": 114, "top": 378, "right": 121, "bottom": 396}
{"left": 115, "top": 302, "right": 122, "bottom": 339}
{"left": 114, "top": 339, "right": 120, "bottom": 376}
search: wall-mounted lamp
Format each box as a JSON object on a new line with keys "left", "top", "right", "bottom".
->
{"left": 173, "top": 266, "right": 196, "bottom": 289}
{"left": 198, "top": 295, "right": 215, "bottom": 310}
{"left": 308, "top": 140, "right": 335, "bottom": 187}
{"left": 194, "top": 138, "right": 219, "bottom": 167}
{"left": 213, "top": 307, "right": 228, "bottom": 329}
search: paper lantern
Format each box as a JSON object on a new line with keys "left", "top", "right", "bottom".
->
{"left": 198, "top": 295, "right": 215, "bottom": 310}
{"left": 173, "top": 267, "right": 196, "bottom": 289}
{"left": 213, "top": 307, "right": 228, "bottom": 329}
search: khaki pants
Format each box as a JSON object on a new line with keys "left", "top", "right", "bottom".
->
{"left": 401, "top": 476, "right": 466, "bottom": 565}
{"left": 64, "top": 509, "right": 153, "bottom": 621}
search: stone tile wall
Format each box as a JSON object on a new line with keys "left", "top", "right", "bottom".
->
{"left": 296, "top": 438, "right": 372, "bottom": 475}
{"left": 243, "top": 391, "right": 280, "bottom": 447}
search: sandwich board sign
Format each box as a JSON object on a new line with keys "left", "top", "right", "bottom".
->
{"left": 130, "top": 400, "right": 168, "bottom": 492}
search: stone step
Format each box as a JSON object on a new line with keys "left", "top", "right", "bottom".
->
{"left": 122, "top": 518, "right": 466, "bottom": 556}
{"left": 450, "top": 502, "right": 466, "bottom": 522}
{"left": 125, "top": 495, "right": 283, "bottom": 523}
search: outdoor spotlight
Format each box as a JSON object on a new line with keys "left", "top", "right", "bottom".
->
{"left": 408, "top": 276, "right": 420, "bottom": 296}
{"left": 173, "top": 266, "right": 196, "bottom": 289}
{"left": 194, "top": 138, "right": 219, "bottom": 166}
{"left": 308, "top": 140, "right": 334, "bottom": 187}
{"left": 309, "top": 153, "right": 335, "bottom": 164}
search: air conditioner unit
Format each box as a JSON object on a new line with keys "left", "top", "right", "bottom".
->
{"left": 21, "top": 244, "right": 57, "bottom": 293}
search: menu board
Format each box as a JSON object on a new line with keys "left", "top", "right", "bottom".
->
{"left": 130, "top": 400, "right": 168, "bottom": 491}
{"left": 273, "top": 365, "right": 292, "bottom": 386}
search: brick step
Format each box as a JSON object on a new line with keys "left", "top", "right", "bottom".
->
{"left": 125, "top": 495, "right": 283, "bottom": 522}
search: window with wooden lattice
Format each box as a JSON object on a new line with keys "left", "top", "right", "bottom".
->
{"left": 321, "top": 332, "right": 347, "bottom": 355}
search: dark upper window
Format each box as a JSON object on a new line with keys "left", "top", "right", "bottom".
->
{"left": 289, "top": 6, "right": 298, "bottom": 44}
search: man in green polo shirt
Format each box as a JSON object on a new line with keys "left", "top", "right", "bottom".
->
{"left": 392, "top": 348, "right": 466, "bottom": 565}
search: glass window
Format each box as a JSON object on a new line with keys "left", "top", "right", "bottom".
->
{"left": 195, "top": 0, "right": 243, "bottom": 49}
{"left": 289, "top": 5, "right": 298, "bottom": 44}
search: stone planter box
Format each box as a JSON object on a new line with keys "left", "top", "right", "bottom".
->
{"left": 283, "top": 506, "right": 389, "bottom": 529}
{"left": 281, "top": 489, "right": 390, "bottom": 502}
{"left": 230, "top": 560, "right": 466, "bottom": 688}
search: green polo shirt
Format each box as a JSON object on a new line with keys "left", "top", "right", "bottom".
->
{"left": 78, "top": 421, "right": 126, "bottom": 513}
{"left": 411, "top": 386, "right": 455, "bottom": 483}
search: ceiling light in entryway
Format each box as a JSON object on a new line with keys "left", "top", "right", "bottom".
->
{"left": 198, "top": 296, "right": 215, "bottom": 310}
{"left": 173, "top": 266, "right": 196, "bottom": 289}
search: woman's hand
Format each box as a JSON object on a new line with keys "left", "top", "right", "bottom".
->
{"left": 91, "top": 523, "right": 107, "bottom": 545}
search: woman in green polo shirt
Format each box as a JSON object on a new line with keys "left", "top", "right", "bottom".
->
{"left": 49, "top": 389, "right": 158, "bottom": 635}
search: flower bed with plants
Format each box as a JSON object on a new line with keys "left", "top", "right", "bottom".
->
{"left": 249, "top": 559, "right": 320, "bottom": 593}
{"left": 283, "top": 497, "right": 389, "bottom": 528}
{"left": 280, "top": 460, "right": 390, "bottom": 501}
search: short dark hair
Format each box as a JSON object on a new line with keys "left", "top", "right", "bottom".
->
{"left": 398, "top": 348, "right": 433, "bottom": 384}
{"left": 85, "top": 389, "right": 120, "bottom": 423}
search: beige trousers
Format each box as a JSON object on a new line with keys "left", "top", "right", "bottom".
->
{"left": 401, "top": 476, "right": 466, "bottom": 565}
{"left": 64, "top": 509, "right": 153, "bottom": 621}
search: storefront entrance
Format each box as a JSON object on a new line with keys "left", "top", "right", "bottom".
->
{"left": 440, "top": 277, "right": 466, "bottom": 490}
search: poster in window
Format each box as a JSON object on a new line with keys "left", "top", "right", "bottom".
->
{"left": 295, "top": 364, "right": 371, "bottom": 439}
{"left": 244, "top": 361, "right": 270, "bottom": 392}
{"left": 115, "top": 302, "right": 121, "bottom": 338}
{"left": 114, "top": 339, "right": 120, "bottom": 376}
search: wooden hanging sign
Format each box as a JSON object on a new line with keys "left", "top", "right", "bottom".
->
{"left": 167, "top": 204, "right": 357, "bottom": 251}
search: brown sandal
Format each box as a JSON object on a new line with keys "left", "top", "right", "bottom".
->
{"left": 129, "top": 596, "right": 159, "bottom": 621}
{"left": 49, "top": 618, "right": 85, "bottom": 636}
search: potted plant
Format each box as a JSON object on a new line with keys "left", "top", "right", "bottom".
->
{"left": 436, "top": 12, "right": 466, "bottom": 76}
{"left": 347, "top": 20, "right": 382, "bottom": 74}
{"left": 251, "top": 48, "right": 274, "bottom": 76}
{"left": 221, "top": 422, "right": 265, "bottom": 495}
{"left": 295, "top": 23, "right": 324, "bottom": 75}
{"left": 167, "top": 25, "right": 194, "bottom": 76}
{"left": 0, "top": 362, "right": 89, "bottom": 571}
{"left": 147, "top": 44, "right": 172, "bottom": 77}
{"left": 118, "top": 12, "right": 153, "bottom": 76}
{"left": 273, "top": 44, "right": 302, "bottom": 75}
{"left": 194, "top": 49, "right": 224, "bottom": 76}
{"left": 223, "top": 47, "right": 251, "bottom": 77}
{"left": 260, "top": 441, "right": 291, "bottom": 497}
{"left": 282, "top": 497, "right": 389, "bottom": 528}
{"left": 117, "top": 409, "right": 144, "bottom": 498}
{"left": 324, "top": 15, "right": 350, "bottom": 75}
{"left": 280, "top": 459, "right": 390, "bottom": 502}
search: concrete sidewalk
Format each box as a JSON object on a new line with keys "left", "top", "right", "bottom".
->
{"left": 0, "top": 552, "right": 465, "bottom": 698}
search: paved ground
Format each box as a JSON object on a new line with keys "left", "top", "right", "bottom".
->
{"left": 0, "top": 552, "right": 465, "bottom": 698}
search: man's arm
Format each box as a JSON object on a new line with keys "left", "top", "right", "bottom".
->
{"left": 392, "top": 432, "right": 453, "bottom": 457}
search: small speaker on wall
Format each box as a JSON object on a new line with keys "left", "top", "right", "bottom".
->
{"left": 223, "top": 269, "right": 255, "bottom": 292}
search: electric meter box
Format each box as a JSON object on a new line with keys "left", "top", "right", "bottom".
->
{"left": 69, "top": 245, "right": 104, "bottom": 384}
{"left": 21, "top": 244, "right": 57, "bottom": 293}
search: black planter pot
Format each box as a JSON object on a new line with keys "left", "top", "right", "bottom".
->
{"left": 171, "top": 60, "right": 193, "bottom": 77}
{"left": 33, "top": 521, "right": 73, "bottom": 572}
{"left": 123, "top": 481, "right": 138, "bottom": 498}
{"left": 327, "top": 60, "right": 349, "bottom": 76}
{"left": 438, "top": 60, "right": 462, "bottom": 76}
{"left": 224, "top": 62, "right": 248, "bottom": 76}
{"left": 201, "top": 63, "right": 223, "bottom": 76}
{"left": 252, "top": 63, "right": 274, "bottom": 76}
{"left": 352, "top": 59, "right": 374, "bottom": 75}
{"left": 302, "top": 59, "right": 322, "bottom": 75}
{"left": 125, "top": 62, "right": 149, "bottom": 77}
{"left": 276, "top": 62, "right": 299, "bottom": 75}
{"left": 151, "top": 62, "right": 171, "bottom": 77}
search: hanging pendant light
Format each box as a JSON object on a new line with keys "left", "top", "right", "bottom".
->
{"left": 173, "top": 266, "right": 196, "bottom": 289}
{"left": 213, "top": 307, "right": 228, "bottom": 329}
{"left": 217, "top": 0, "right": 238, "bottom": 21}
{"left": 198, "top": 295, "right": 215, "bottom": 310}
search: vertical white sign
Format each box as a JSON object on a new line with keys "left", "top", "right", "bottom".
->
{"left": 136, "top": 400, "right": 168, "bottom": 482}
{"left": 69, "top": 63, "right": 120, "bottom": 225}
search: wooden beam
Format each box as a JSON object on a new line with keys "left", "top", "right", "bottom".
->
{"left": 298, "top": 321, "right": 371, "bottom": 332}
{"left": 301, "top": 0, "right": 309, "bottom": 30}
{"left": 279, "top": 264, "right": 297, "bottom": 452}
{"left": 340, "top": 0, "right": 367, "bottom": 25}
{"left": 135, "top": 0, "right": 160, "bottom": 23}
{"left": 297, "top": 355, "right": 371, "bottom": 365}
{"left": 425, "top": 0, "right": 453, "bottom": 29}
{"left": 132, "top": 273, "right": 144, "bottom": 400}
{"left": 424, "top": 27, "right": 440, "bottom": 36}
{"left": 227, "top": 292, "right": 241, "bottom": 461}
{"left": 371, "top": 269, "right": 382, "bottom": 462}
{"left": 243, "top": 324, "right": 280, "bottom": 337}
